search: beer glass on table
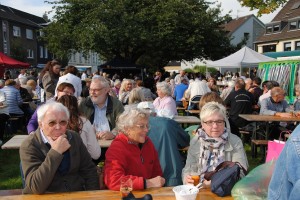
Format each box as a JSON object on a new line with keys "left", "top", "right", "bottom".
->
{"left": 190, "top": 164, "right": 200, "bottom": 186}
{"left": 120, "top": 177, "right": 133, "bottom": 197}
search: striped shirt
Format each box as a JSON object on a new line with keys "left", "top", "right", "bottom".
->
{"left": 0, "top": 86, "right": 23, "bottom": 115}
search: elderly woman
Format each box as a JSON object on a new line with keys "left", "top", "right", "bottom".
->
{"left": 153, "top": 82, "right": 177, "bottom": 116}
{"left": 182, "top": 102, "right": 248, "bottom": 186}
{"left": 104, "top": 108, "right": 165, "bottom": 190}
{"left": 119, "top": 79, "right": 133, "bottom": 105}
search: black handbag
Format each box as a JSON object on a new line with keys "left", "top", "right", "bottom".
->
{"left": 204, "top": 161, "right": 246, "bottom": 197}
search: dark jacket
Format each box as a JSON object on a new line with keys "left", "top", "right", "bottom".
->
{"left": 78, "top": 95, "right": 124, "bottom": 130}
{"left": 20, "top": 129, "right": 99, "bottom": 194}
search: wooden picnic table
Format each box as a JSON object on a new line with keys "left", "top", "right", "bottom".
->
{"left": 185, "top": 110, "right": 200, "bottom": 115}
{"left": 173, "top": 115, "right": 200, "bottom": 125}
{"left": 0, "top": 187, "right": 233, "bottom": 200}
{"left": 239, "top": 114, "right": 300, "bottom": 139}
{"left": 1, "top": 135, "right": 112, "bottom": 150}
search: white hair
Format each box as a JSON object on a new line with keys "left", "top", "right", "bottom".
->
{"left": 37, "top": 102, "right": 70, "bottom": 122}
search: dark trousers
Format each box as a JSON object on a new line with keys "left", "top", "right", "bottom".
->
{"left": 0, "top": 113, "right": 9, "bottom": 140}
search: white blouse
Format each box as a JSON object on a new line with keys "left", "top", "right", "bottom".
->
{"left": 80, "top": 116, "right": 101, "bottom": 160}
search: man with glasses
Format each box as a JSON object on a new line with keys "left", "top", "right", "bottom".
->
{"left": 79, "top": 76, "right": 124, "bottom": 140}
{"left": 20, "top": 102, "right": 99, "bottom": 194}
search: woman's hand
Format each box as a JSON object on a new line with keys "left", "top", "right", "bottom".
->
{"left": 146, "top": 176, "right": 165, "bottom": 188}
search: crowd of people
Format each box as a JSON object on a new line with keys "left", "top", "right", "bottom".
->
{"left": 1, "top": 62, "right": 299, "bottom": 196}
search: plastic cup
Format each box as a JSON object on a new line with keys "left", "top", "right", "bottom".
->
{"left": 173, "top": 185, "right": 199, "bottom": 200}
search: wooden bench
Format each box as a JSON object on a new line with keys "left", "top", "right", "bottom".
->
{"left": 251, "top": 139, "right": 268, "bottom": 158}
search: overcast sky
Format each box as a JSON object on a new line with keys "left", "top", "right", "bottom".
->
{"left": 0, "top": 0, "right": 282, "bottom": 23}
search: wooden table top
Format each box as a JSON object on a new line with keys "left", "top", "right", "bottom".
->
{"left": 239, "top": 114, "right": 300, "bottom": 122}
{"left": 173, "top": 116, "right": 200, "bottom": 124}
{"left": 0, "top": 187, "right": 233, "bottom": 200}
{"left": 1, "top": 135, "right": 112, "bottom": 150}
{"left": 185, "top": 110, "right": 200, "bottom": 114}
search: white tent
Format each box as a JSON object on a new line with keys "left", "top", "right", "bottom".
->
{"left": 207, "top": 46, "right": 275, "bottom": 69}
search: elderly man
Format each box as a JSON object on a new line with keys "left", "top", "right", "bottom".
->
{"left": 260, "top": 87, "right": 292, "bottom": 139}
{"left": 79, "top": 76, "right": 124, "bottom": 140}
{"left": 174, "top": 70, "right": 189, "bottom": 85}
{"left": 20, "top": 102, "right": 99, "bottom": 194}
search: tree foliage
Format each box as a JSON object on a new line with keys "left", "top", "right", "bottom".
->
{"left": 44, "top": 0, "right": 236, "bottom": 68}
{"left": 239, "top": 0, "right": 287, "bottom": 16}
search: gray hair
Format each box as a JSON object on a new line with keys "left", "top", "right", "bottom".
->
{"left": 200, "top": 102, "right": 226, "bottom": 122}
{"left": 114, "top": 79, "right": 121, "bottom": 87}
{"left": 19, "top": 77, "right": 28, "bottom": 85}
{"left": 116, "top": 108, "right": 149, "bottom": 134}
{"left": 37, "top": 102, "right": 70, "bottom": 122}
{"left": 92, "top": 76, "right": 110, "bottom": 88}
{"left": 128, "top": 88, "right": 145, "bottom": 104}
{"left": 156, "top": 81, "right": 171, "bottom": 96}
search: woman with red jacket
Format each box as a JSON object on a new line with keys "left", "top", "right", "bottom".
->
{"left": 104, "top": 108, "right": 165, "bottom": 190}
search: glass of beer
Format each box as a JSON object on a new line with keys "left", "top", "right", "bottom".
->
{"left": 190, "top": 164, "right": 200, "bottom": 186}
{"left": 120, "top": 177, "right": 133, "bottom": 197}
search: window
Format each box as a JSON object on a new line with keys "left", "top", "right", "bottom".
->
{"left": 26, "top": 29, "right": 33, "bottom": 39}
{"left": 284, "top": 42, "right": 291, "bottom": 51}
{"left": 27, "top": 49, "right": 34, "bottom": 58}
{"left": 13, "top": 26, "right": 21, "bottom": 37}
{"left": 273, "top": 25, "right": 280, "bottom": 32}
{"left": 295, "top": 41, "right": 300, "bottom": 50}
{"left": 290, "top": 21, "right": 297, "bottom": 30}
{"left": 262, "top": 45, "right": 276, "bottom": 53}
{"left": 40, "top": 46, "right": 43, "bottom": 58}
{"left": 39, "top": 30, "right": 44, "bottom": 37}
{"left": 44, "top": 47, "right": 48, "bottom": 58}
{"left": 266, "top": 26, "right": 272, "bottom": 34}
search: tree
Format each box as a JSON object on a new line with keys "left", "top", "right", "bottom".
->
{"left": 239, "top": 0, "right": 287, "bottom": 16}
{"left": 44, "top": 0, "right": 235, "bottom": 68}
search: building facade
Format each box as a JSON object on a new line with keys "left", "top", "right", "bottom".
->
{"left": 255, "top": 0, "right": 300, "bottom": 58}
{"left": 223, "top": 14, "right": 265, "bottom": 50}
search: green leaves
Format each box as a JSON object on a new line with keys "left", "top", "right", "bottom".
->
{"left": 43, "top": 0, "right": 234, "bottom": 68}
{"left": 239, "top": 0, "right": 287, "bottom": 16}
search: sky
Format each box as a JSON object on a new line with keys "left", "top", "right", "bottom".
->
{"left": 0, "top": 0, "right": 282, "bottom": 23}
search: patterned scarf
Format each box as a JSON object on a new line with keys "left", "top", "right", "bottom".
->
{"left": 197, "top": 128, "right": 228, "bottom": 176}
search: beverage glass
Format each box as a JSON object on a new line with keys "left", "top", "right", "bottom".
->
{"left": 120, "top": 177, "right": 133, "bottom": 197}
{"left": 190, "top": 164, "right": 200, "bottom": 186}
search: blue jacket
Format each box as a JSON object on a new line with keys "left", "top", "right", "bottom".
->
{"left": 147, "top": 116, "right": 190, "bottom": 186}
{"left": 268, "top": 124, "right": 300, "bottom": 200}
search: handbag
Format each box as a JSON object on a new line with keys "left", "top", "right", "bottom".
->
{"left": 265, "top": 130, "right": 288, "bottom": 162}
{"left": 204, "top": 161, "right": 246, "bottom": 197}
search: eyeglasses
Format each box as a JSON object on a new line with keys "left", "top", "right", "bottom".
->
{"left": 202, "top": 120, "right": 225, "bottom": 126}
{"left": 90, "top": 87, "right": 106, "bottom": 93}
{"left": 135, "top": 124, "right": 151, "bottom": 130}
{"left": 47, "top": 120, "right": 68, "bottom": 127}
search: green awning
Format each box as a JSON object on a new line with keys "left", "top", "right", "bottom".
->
{"left": 264, "top": 50, "right": 300, "bottom": 58}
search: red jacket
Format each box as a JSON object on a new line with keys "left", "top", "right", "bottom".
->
{"left": 104, "top": 133, "right": 162, "bottom": 190}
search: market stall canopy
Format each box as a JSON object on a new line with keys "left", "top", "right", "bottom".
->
{"left": 0, "top": 52, "right": 30, "bottom": 68}
{"left": 206, "top": 46, "right": 275, "bottom": 68}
